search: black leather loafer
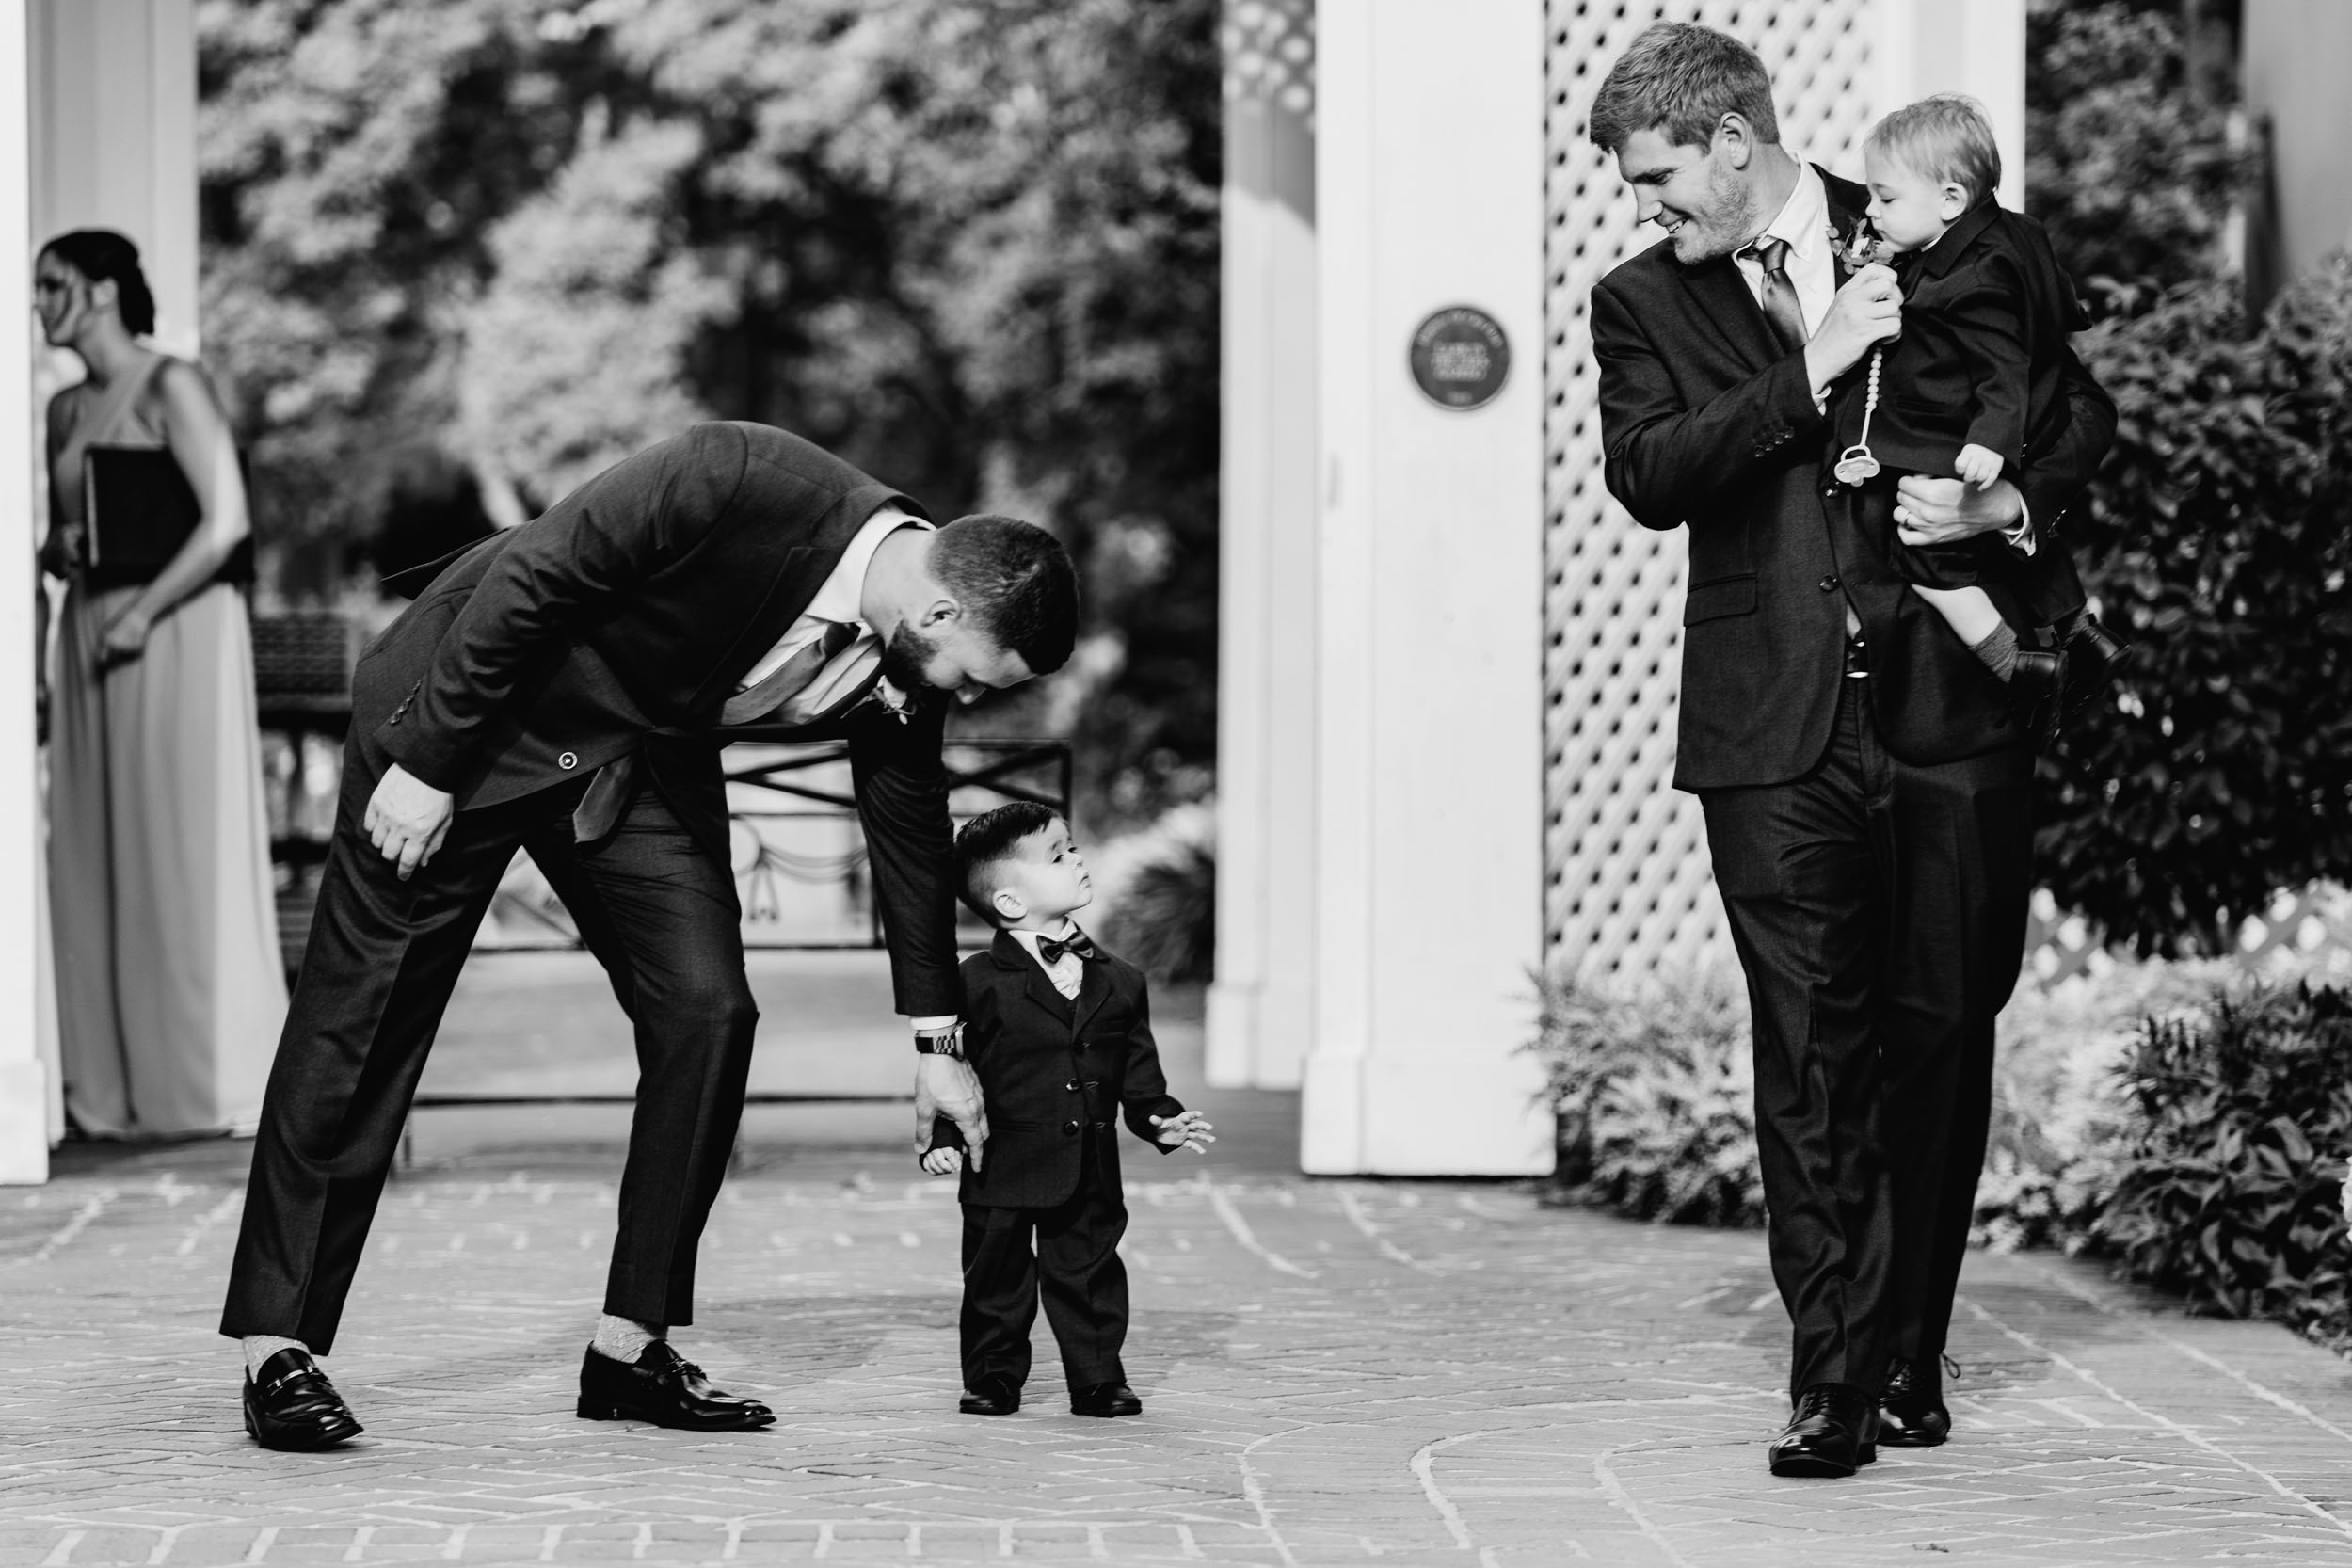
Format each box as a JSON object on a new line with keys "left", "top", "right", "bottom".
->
{"left": 243, "top": 1348, "right": 363, "bottom": 1451}
{"left": 1768, "top": 1384, "right": 1878, "bottom": 1478}
{"left": 2060, "top": 616, "right": 2130, "bottom": 720}
{"left": 2009, "top": 648, "right": 2065, "bottom": 750}
{"left": 1070, "top": 1381, "right": 1143, "bottom": 1418}
{"left": 958, "top": 1375, "right": 1022, "bottom": 1416}
{"left": 577, "top": 1342, "right": 776, "bottom": 1431}
{"left": 1880, "top": 1356, "right": 1953, "bottom": 1448}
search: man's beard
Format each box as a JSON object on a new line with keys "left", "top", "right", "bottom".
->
{"left": 1671, "top": 161, "right": 1762, "bottom": 264}
{"left": 879, "top": 621, "right": 943, "bottom": 691}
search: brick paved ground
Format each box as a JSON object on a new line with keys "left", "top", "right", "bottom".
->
{"left": 8, "top": 962, "right": 2352, "bottom": 1566}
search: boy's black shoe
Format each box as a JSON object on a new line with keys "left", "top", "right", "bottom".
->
{"left": 2059, "top": 615, "right": 2130, "bottom": 720}
{"left": 2008, "top": 648, "right": 2065, "bottom": 751}
{"left": 242, "top": 1348, "right": 363, "bottom": 1451}
{"left": 959, "top": 1376, "right": 1022, "bottom": 1416}
{"left": 1767, "top": 1384, "right": 1878, "bottom": 1478}
{"left": 1878, "top": 1356, "right": 1952, "bottom": 1448}
{"left": 1070, "top": 1381, "right": 1143, "bottom": 1417}
{"left": 576, "top": 1342, "right": 775, "bottom": 1431}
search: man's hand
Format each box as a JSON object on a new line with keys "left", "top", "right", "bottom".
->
{"left": 1894, "top": 472, "right": 2024, "bottom": 549}
{"left": 920, "top": 1146, "right": 963, "bottom": 1176}
{"left": 915, "top": 1054, "right": 987, "bottom": 1171}
{"left": 1150, "top": 1112, "right": 1216, "bottom": 1155}
{"left": 1803, "top": 263, "right": 1903, "bottom": 391}
{"left": 364, "top": 762, "right": 456, "bottom": 882}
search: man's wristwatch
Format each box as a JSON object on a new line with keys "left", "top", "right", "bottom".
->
{"left": 914, "top": 1024, "right": 964, "bottom": 1057}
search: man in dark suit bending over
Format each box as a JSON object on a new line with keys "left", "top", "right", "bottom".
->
{"left": 1586, "top": 25, "right": 2115, "bottom": 1477}
{"left": 221, "top": 421, "right": 1076, "bottom": 1450}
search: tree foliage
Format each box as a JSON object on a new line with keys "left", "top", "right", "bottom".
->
{"left": 197, "top": 0, "right": 1221, "bottom": 822}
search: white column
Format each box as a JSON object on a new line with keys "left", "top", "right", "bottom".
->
{"left": 1878, "top": 0, "right": 2027, "bottom": 209}
{"left": 1208, "top": 0, "right": 1319, "bottom": 1091}
{"left": 32, "top": 0, "right": 201, "bottom": 356}
{"left": 0, "top": 0, "right": 46, "bottom": 1183}
{"left": 1299, "top": 0, "right": 1552, "bottom": 1176}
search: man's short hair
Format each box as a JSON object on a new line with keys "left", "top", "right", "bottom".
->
{"left": 1867, "top": 94, "right": 2002, "bottom": 209}
{"left": 930, "top": 515, "right": 1079, "bottom": 675}
{"left": 954, "top": 801, "right": 1061, "bottom": 923}
{"left": 1588, "top": 22, "right": 1780, "bottom": 155}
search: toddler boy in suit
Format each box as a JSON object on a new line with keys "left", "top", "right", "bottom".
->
{"left": 920, "top": 802, "right": 1214, "bottom": 1416}
{"left": 1837, "top": 93, "right": 2122, "bottom": 743}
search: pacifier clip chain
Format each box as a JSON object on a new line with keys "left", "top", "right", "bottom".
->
{"left": 1834, "top": 349, "right": 1883, "bottom": 486}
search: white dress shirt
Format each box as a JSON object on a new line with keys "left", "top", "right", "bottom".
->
{"left": 1008, "top": 924, "right": 1086, "bottom": 1000}
{"left": 736, "top": 504, "right": 956, "bottom": 1029}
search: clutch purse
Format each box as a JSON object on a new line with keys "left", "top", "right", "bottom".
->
{"left": 82, "top": 444, "right": 252, "bottom": 589}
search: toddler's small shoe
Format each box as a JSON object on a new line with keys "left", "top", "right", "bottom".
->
{"left": 1070, "top": 1381, "right": 1143, "bottom": 1417}
{"left": 959, "top": 1375, "right": 1021, "bottom": 1416}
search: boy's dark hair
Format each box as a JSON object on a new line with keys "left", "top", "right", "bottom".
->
{"left": 953, "top": 801, "right": 1062, "bottom": 924}
{"left": 931, "top": 514, "right": 1079, "bottom": 676}
{"left": 1588, "top": 22, "right": 1780, "bottom": 155}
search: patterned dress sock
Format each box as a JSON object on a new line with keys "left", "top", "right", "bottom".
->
{"left": 243, "top": 1335, "right": 307, "bottom": 1378}
{"left": 1969, "top": 622, "right": 2021, "bottom": 682}
{"left": 592, "top": 1314, "right": 664, "bottom": 1364}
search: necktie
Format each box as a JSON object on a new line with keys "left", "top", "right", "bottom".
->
{"left": 721, "top": 618, "right": 861, "bottom": 726}
{"left": 574, "top": 619, "right": 864, "bottom": 844}
{"left": 1744, "top": 236, "right": 1808, "bottom": 353}
{"left": 1036, "top": 930, "right": 1096, "bottom": 967}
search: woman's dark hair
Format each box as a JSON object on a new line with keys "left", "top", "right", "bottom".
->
{"left": 41, "top": 230, "right": 156, "bottom": 336}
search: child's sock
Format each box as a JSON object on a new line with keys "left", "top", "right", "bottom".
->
{"left": 1969, "top": 623, "right": 2021, "bottom": 682}
{"left": 592, "top": 1314, "right": 664, "bottom": 1363}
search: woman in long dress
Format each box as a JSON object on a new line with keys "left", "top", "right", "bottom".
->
{"left": 37, "top": 229, "right": 285, "bottom": 1139}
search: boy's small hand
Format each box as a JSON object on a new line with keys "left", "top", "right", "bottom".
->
{"left": 1953, "top": 443, "right": 2004, "bottom": 488}
{"left": 1151, "top": 1112, "right": 1216, "bottom": 1154}
{"left": 920, "top": 1146, "right": 964, "bottom": 1176}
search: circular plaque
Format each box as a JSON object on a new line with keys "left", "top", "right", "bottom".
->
{"left": 1408, "top": 306, "right": 1511, "bottom": 410}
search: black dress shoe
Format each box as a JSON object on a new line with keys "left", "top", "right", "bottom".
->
{"left": 1768, "top": 1384, "right": 1878, "bottom": 1478}
{"left": 1879, "top": 1356, "right": 1952, "bottom": 1448}
{"left": 242, "top": 1349, "right": 363, "bottom": 1451}
{"left": 2008, "top": 648, "right": 2065, "bottom": 750}
{"left": 1069, "top": 1381, "right": 1143, "bottom": 1417}
{"left": 2059, "top": 615, "right": 2130, "bottom": 720}
{"left": 958, "top": 1375, "right": 1022, "bottom": 1416}
{"left": 576, "top": 1342, "right": 776, "bottom": 1431}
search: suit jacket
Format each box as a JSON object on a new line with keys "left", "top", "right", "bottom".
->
{"left": 928, "top": 932, "right": 1184, "bottom": 1210}
{"left": 1589, "top": 167, "right": 2118, "bottom": 787}
{"left": 360, "top": 421, "right": 960, "bottom": 1015}
{"left": 1837, "top": 201, "right": 2092, "bottom": 481}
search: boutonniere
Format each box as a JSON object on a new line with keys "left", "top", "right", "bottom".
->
{"left": 872, "top": 676, "right": 913, "bottom": 724}
{"left": 1830, "top": 217, "right": 1894, "bottom": 280}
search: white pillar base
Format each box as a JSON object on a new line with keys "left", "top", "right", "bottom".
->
{"left": 0, "top": 1059, "right": 50, "bottom": 1184}
{"left": 1301, "top": 1045, "right": 1553, "bottom": 1176}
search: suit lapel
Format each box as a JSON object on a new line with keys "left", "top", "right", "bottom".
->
{"left": 994, "top": 931, "right": 1074, "bottom": 1026}
{"left": 1682, "top": 255, "right": 1784, "bottom": 370}
{"left": 1070, "top": 949, "right": 1115, "bottom": 1040}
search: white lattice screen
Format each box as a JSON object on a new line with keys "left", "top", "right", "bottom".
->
{"left": 1542, "top": 0, "right": 1880, "bottom": 978}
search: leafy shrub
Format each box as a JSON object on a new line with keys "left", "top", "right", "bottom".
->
{"left": 2095, "top": 984, "right": 2352, "bottom": 1341}
{"left": 1093, "top": 804, "right": 1214, "bottom": 984}
{"left": 1530, "top": 969, "right": 1765, "bottom": 1227}
{"left": 2039, "top": 259, "right": 2352, "bottom": 954}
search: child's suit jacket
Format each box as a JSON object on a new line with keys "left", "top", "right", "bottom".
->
{"left": 928, "top": 931, "right": 1185, "bottom": 1210}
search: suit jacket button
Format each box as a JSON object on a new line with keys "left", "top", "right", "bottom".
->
{"left": 1818, "top": 575, "right": 1839, "bottom": 592}
{"left": 1064, "top": 1080, "right": 1080, "bottom": 1093}
{"left": 1062, "top": 1120, "right": 1080, "bottom": 1136}
{"left": 559, "top": 751, "right": 579, "bottom": 769}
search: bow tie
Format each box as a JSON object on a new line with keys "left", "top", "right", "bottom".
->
{"left": 1036, "top": 931, "right": 1096, "bottom": 967}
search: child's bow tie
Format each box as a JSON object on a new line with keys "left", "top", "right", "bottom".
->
{"left": 1037, "top": 931, "right": 1096, "bottom": 966}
